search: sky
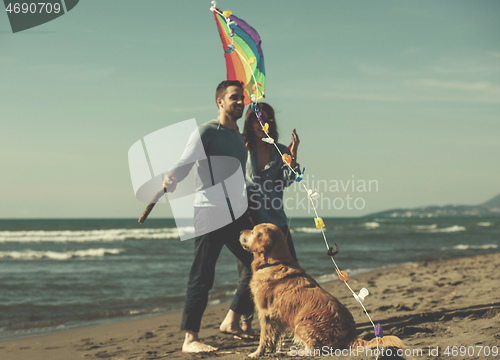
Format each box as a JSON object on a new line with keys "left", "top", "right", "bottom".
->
{"left": 1, "top": 0, "right": 499, "bottom": 219}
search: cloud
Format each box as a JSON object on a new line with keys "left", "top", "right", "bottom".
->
{"left": 355, "top": 64, "right": 393, "bottom": 76}
{"left": 169, "top": 106, "right": 215, "bottom": 113}
{"left": 276, "top": 78, "right": 500, "bottom": 104}
{"left": 17, "top": 62, "right": 117, "bottom": 82}
{"left": 143, "top": 104, "right": 215, "bottom": 113}
{"left": 407, "top": 79, "right": 492, "bottom": 92}
{"left": 433, "top": 65, "right": 500, "bottom": 74}
{"left": 402, "top": 78, "right": 500, "bottom": 104}
{"left": 321, "top": 91, "right": 400, "bottom": 102}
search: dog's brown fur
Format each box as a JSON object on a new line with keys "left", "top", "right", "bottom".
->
{"left": 240, "top": 223, "right": 404, "bottom": 357}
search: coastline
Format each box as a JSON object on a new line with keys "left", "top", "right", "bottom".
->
{"left": 1, "top": 252, "right": 499, "bottom": 360}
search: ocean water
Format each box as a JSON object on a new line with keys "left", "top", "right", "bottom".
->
{"left": 0, "top": 217, "right": 498, "bottom": 340}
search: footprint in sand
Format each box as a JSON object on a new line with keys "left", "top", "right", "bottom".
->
{"left": 396, "top": 304, "right": 413, "bottom": 311}
{"left": 137, "top": 331, "right": 156, "bottom": 342}
{"left": 395, "top": 326, "right": 433, "bottom": 336}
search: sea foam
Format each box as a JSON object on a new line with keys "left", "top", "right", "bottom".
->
{"left": 363, "top": 222, "right": 380, "bottom": 229}
{"left": 414, "top": 224, "right": 437, "bottom": 230}
{"left": 428, "top": 225, "right": 466, "bottom": 233}
{"left": 292, "top": 227, "right": 324, "bottom": 233}
{"left": 0, "top": 248, "right": 124, "bottom": 260}
{"left": 0, "top": 227, "right": 194, "bottom": 243}
{"left": 442, "top": 244, "right": 498, "bottom": 251}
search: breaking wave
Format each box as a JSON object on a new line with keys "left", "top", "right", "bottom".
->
{"left": 0, "top": 248, "right": 124, "bottom": 260}
{"left": 363, "top": 222, "right": 380, "bottom": 229}
{"left": 292, "top": 227, "right": 324, "bottom": 233}
{"left": 442, "top": 244, "right": 498, "bottom": 251}
{"left": 0, "top": 227, "right": 194, "bottom": 243}
{"left": 428, "top": 225, "right": 466, "bottom": 233}
{"left": 413, "top": 224, "right": 437, "bottom": 230}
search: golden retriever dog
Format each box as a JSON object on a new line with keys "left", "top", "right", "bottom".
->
{"left": 240, "top": 223, "right": 404, "bottom": 357}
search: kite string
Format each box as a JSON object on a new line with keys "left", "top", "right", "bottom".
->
{"left": 254, "top": 109, "right": 381, "bottom": 357}
{"left": 260, "top": 130, "right": 380, "bottom": 335}
{"left": 213, "top": 2, "right": 380, "bottom": 356}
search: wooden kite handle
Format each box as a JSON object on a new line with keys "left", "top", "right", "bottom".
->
{"left": 138, "top": 187, "right": 167, "bottom": 224}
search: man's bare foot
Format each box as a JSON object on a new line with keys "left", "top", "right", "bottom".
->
{"left": 182, "top": 331, "right": 218, "bottom": 353}
{"left": 182, "top": 340, "right": 218, "bottom": 353}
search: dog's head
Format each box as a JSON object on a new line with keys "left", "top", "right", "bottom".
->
{"left": 240, "top": 224, "right": 295, "bottom": 267}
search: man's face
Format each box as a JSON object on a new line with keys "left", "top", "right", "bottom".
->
{"left": 218, "top": 85, "right": 245, "bottom": 121}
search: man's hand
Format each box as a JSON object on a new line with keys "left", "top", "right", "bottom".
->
{"left": 163, "top": 172, "right": 178, "bottom": 193}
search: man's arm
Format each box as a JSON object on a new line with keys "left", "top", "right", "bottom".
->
{"left": 164, "top": 124, "right": 211, "bottom": 192}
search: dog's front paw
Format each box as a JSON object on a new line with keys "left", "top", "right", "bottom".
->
{"left": 248, "top": 350, "right": 263, "bottom": 358}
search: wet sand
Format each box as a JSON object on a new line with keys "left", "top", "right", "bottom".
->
{"left": 1, "top": 252, "right": 499, "bottom": 360}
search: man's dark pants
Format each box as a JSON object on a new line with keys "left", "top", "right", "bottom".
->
{"left": 181, "top": 209, "right": 254, "bottom": 332}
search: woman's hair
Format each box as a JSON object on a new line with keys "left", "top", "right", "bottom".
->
{"left": 243, "top": 102, "right": 279, "bottom": 152}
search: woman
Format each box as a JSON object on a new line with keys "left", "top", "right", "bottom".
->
{"left": 242, "top": 102, "right": 300, "bottom": 260}
{"left": 236, "top": 103, "right": 301, "bottom": 334}
{"left": 238, "top": 102, "right": 300, "bottom": 334}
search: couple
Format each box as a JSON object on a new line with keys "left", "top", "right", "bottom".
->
{"left": 163, "top": 80, "right": 299, "bottom": 353}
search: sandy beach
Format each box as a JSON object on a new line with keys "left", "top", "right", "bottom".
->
{"left": 1, "top": 252, "right": 498, "bottom": 360}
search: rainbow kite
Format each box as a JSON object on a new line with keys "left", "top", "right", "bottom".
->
{"left": 211, "top": 3, "right": 266, "bottom": 105}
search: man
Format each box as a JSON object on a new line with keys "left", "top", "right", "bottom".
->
{"left": 163, "top": 80, "right": 254, "bottom": 353}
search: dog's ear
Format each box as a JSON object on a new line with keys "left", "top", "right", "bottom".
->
{"left": 266, "top": 226, "right": 295, "bottom": 263}
{"left": 252, "top": 229, "right": 272, "bottom": 256}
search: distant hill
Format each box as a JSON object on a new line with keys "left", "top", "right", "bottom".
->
{"left": 482, "top": 194, "right": 500, "bottom": 209}
{"left": 366, "top": 193, "right": 500, "bottom": 218}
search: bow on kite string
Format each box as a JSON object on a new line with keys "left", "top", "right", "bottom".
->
{"left": 211, "top": 1, "right": 386, "bottom": 354}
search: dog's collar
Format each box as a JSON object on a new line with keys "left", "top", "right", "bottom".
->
{"left": 257, "top": 262, "right": 282, "bottom": 271}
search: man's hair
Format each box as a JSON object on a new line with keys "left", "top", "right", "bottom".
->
{"left": 243, "top": 102, "right": 279, "bottom": 153}
{"left": 215, "top": 80, "right": 244, "bottom": 105}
